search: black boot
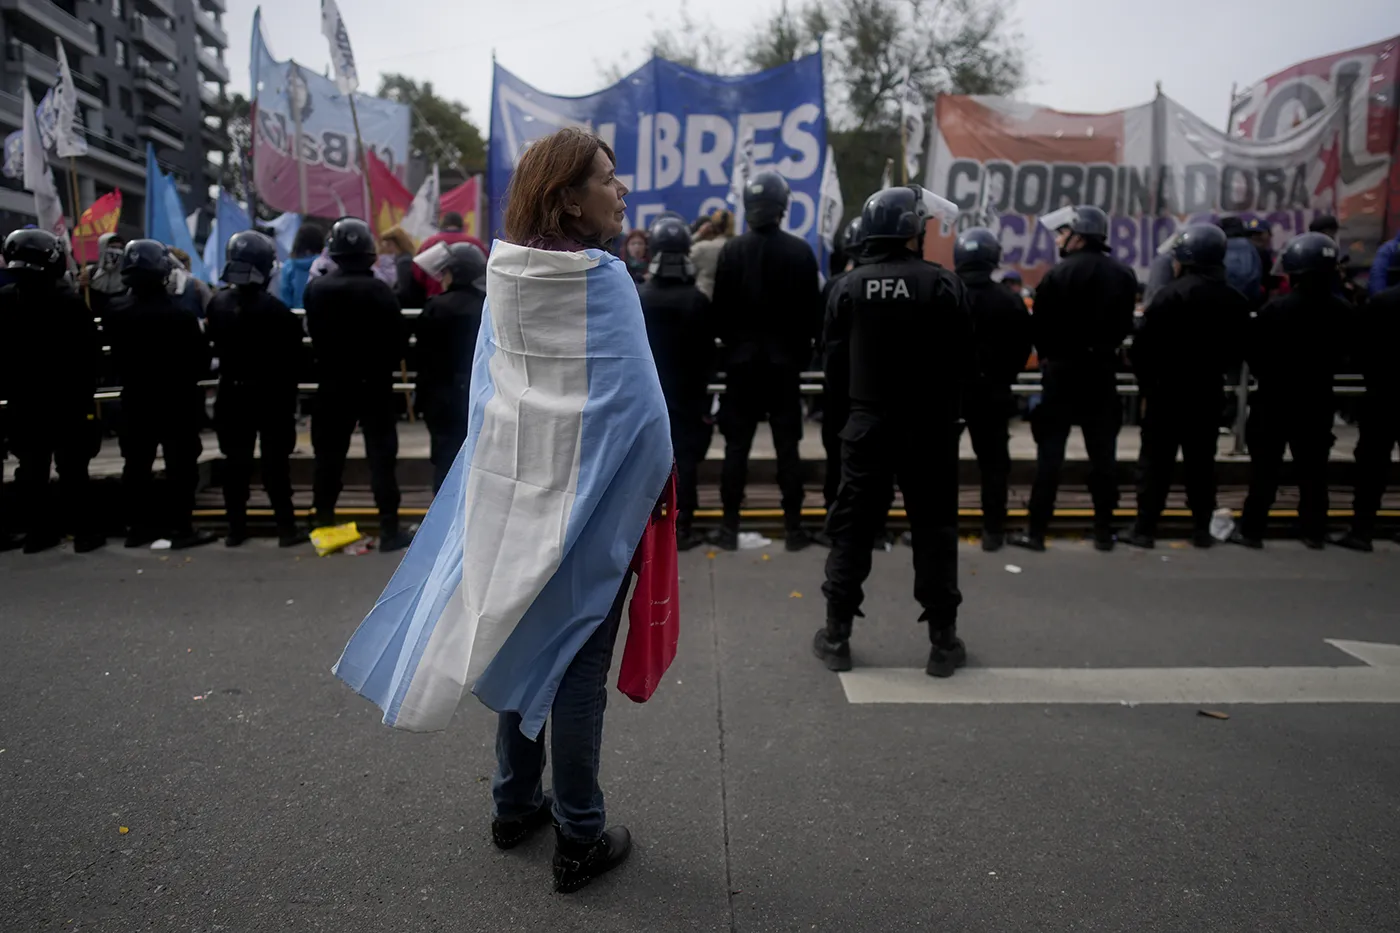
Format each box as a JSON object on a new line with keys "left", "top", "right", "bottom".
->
{"left": 926, "top": 623, "right": 967, "bottom": 678}
{"left": 1121, "top": 525, "right": 1154, "bottom": 549}
{"left": 1330, "top": 531, "right": 1373, "bottom": 553}
{"left": 1191, "top": 526, "right": 1214, "bottom": 549}
{"left": 812, "top": 616, "right": 853, "bottom": 672}
{"left": 785, "top": 526, "right": 814, "bottom": 552}
{"left": 1229, "top": 530, "right": 1264, "bottom": 549}
{"left": 73, "top": 534, "right": 107, "bottom": 554}
{"left": 713, "top": 523, "right": 739, "bottom": 552}
{"left": 124, "top": 528, "right": 159, "bottom": 549}
{"left": 552, "top": 826, "right": 632, "bottom": 893}
{"left": 21, "top": 532, "right": 62, "bottom": 554}
{"left": 1300, "top": 536, "right": 1326, "bottom": 551}
{"left": 0, "top": 532, "right": 24, "bottom": 553}
{"left": 1093, "top": 528, "right": 1116, "bottom": 552}
{"left": 170, "top": 529, "right": 219, "bottom": 550}
{"left": 225, "top": 519, "right": 249, "bottom": 548}
{"left": 379, "top": 522, "right": 415, "bottom": 552}
{"left": 278, "top": 525, "right": 310, "bottom": 548}
{"left": 676, "top": 516, "right": 705, "bottom": 552}
{"left": 312, "top": 511, "right": 338, "bottom": 530}
{"left": 491, "top": 795, "right": 555, "bottom": 850}
{"left": 1007, "top": 531, "right": 1046, "bottom": 552}
{"left": 981, "top": 530, "right": 1005, "bottom": 553}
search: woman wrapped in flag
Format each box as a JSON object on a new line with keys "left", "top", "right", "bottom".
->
{"left": 332, "top": 127, "right": 674, "bottom": 892}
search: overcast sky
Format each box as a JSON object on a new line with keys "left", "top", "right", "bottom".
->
{"left": 226, "top": 0, "right": 1400, "bottom": 134}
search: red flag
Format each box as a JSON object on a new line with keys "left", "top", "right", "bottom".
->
{"left": 72, "top": 190, "right": 122, "bottom": 264}
{"left": 366, "top": 149, "right": 413, "bottom": 237}
{"left": 440, "top": 176, "right": 481, "bottom": 239}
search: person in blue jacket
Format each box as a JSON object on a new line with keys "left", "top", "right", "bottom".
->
{"left": 1369, "top": 232, "right": 1399, "bottom": 297}
{"left": 278, "top": 222, "right": 325, "bottom": 309}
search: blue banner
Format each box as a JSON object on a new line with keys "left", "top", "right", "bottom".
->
{"left": 487, "top": 55, "right": 827, "bottom": 256}
{"left": 144, "top": 144, "right": 208, "bottom": 281}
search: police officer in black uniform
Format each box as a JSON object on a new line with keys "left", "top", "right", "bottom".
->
{"left": 712, "top": 170, "right": 822, "bottom": 551}
{"left": 1233, "top": 232, "right": 1356, "bottom": 549}
{"left": 303, "top": 218, "right": 412, "bottom": 550}
{"left": 0, "top": 229, "right": 103, "bottom": 553}
{"left": 415, "top": 241, "right": 486, "bottom": 494}
{"left": 953, "top": 227, "right": 1032, "bottom": 552}
{"left": 205, "top": 231, "right": 308, "bottom": 548}
{"left": 1334, "top": 250, "right": 1400, "bottom": 551}
{"left": 638, "top": 216, "right": 714, "bottom": 550}
{"left": 1124, "top": 224, "right": 1248, "bottom": 549}
{"left": 105, "top": 240, "right": 217, "bottom": 549}
{"left": 1009, "top": 206, "right": 1137, "bottom": 552}
{"left": 815, "top": 186, "right": 973, "bottom": 677}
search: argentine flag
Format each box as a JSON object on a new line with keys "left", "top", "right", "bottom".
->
{"left": 333, "top": 243, "right": 673, "bottom": 738}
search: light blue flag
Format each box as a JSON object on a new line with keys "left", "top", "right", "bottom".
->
{"left": 201, "top": 218, "right": 219, "bottom": 283}
{"left": 143, "top": 144, "right": 208, "bottom": 281}
{"left": 203, "top": 190, "right": 251, "bottom": 283}
{"left": 333, "top": 243, "right": 674, "bottom": 737}
{"left": 265, "top": 212, "right": 302, "bottom": 261}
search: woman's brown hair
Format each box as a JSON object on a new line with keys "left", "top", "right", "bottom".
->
{"left": 502, "top": 127, "right": 616, "bottom": 245}
{"left": 379, "top": 225, "right": 415, "bottom": 257}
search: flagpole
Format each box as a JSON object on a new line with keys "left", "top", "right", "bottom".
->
{"left": 900, "top": 116, "right": 909, "bottom": 186}
{"left": 349, "top": 93, "right": 374, "bottom": 232}
{"left": 291, "top": 64, "right": 309, "bottom": 217}
{"left": 66, "top": 156, "right": 89, "bottom": 307}
{"left": 1225, "top": 80, "right": 1250, "bottom": 458}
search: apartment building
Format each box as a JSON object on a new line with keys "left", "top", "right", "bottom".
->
{"left": 0, "top": 0, "right": 230, "bottom": 240}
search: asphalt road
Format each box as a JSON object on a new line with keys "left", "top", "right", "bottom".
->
{"left": 2, "top": 538, "right": 1398, "bottom": 932}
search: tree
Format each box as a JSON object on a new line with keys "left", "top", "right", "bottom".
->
{"left": 599, "top": 1, "right": 738, "bottom": 83}
{"left": 377, "top": 74, "right": 487, "bottom": 177}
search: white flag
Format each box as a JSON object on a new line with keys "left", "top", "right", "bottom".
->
{"left": 817, "top": 145, "right": 843, "bottom": 252}
{"left": 726, "top": 125, "right": 756, "bottom": 233}
{"left": 34, "top": 89, "right": 58, "bottom": 152}
{"left": 21, "top": 87, "right": 67, "bottom": 239}
{"left": 401, "top": 164, "right": 441, "bottom": 243}
{"left": 2, "top": 130, "right": 23, "bottom": 179}
{"left": 897, "top": 66, "right": 925, "bottom": 183}
{"left": 320, "top": 0, "right": 359, "bottom": 95}
{"left": 53, "top": 40, "right": 88, "bottom": 158}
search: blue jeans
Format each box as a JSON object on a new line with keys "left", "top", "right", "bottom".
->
{"left": 491, "top": 577, "right": 629, "bottom": 843}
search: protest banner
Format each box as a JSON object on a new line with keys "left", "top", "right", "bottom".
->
{"left": 487, "top": 54, "right": 828, "bottom": 257}
{"left": 72, "top": 190, "right": 121, "bottom": 264}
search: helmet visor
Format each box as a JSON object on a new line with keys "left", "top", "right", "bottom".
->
{"left": 918, "top": 188, "right": 960, "bottom": 224}
{"left": 1038, "top": 206, "right": 1076, "bottom": 232}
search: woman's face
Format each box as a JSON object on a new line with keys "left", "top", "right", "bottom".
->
{"left": 626, "top": 237, "right": 647, "bottom": 260}
{"left": 696, "top": 222, "right": 714, "bottom": 241}
{"left": 566, "top": 148, "right": 629, "bottom": 241}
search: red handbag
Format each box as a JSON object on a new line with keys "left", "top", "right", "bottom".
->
{"left": 618, "top": 472, "right": 680, "bottom": 702}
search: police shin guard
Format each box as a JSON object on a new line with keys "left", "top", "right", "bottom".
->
{"left": 926, "top": 622, "right": 967, "bottom": 679}
{"left": 813, "top": 614, "right": 853, "bottom": 672}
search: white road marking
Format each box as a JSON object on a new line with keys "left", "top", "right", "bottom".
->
{"left": 838, "top": 640, "right": 1400, "bottom": 705}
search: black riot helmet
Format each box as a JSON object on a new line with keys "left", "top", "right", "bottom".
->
{"left": 654, "top": 210, "right": 687, "bottom": 229}
{"left": 953, "top": 226, "right": 1003, "bottom": 270}
{"left": 222, "top": 230, "right": 277, "bottom": 286}
{"left": 1170, "top": 223, "right": 1227, "bottom": 268}
{"left": 120, "top": 239, "right": 172, "bottom": 287}
{"left": 648, "top": 216, "right": 692, "bottom": 255}
{"left": 743, "top": 171, "right": 790, "bottom": 229}
{"left": 3, "top": 228, "right": 64, "bottom": 279}
{"left": 327, "top": 217, "right": 375, "bottom": 261}
{"left": 1069, "top": 205, "right": 1109, "bottom": 240}
{"left": 842, "top": 216, "right": 866, "bottom": 261}
{"left": 1279, "top": 232, "right": 1339, "bottom": 278}
{"left": 441, "top": 241, "right": 487, "bottom": 291}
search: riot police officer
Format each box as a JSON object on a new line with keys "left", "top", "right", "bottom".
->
{"left": 415, "top": 241, "right": 486, "bottom": 494}
{"left": 1009, "top": 205, "right": 1137, "bottom": 552}
{"left": 1125, "top": 224, "right": 1248, "bottom": 549}
{"left": 1334, "top": 250, "right": 1400, "bottom": 551}
{"left": 206, "top": 231, "right": 307, "bottom": 547}
{"left": 105, "top": 240, "right": 216, "bottom": 549}
{"left": 0, "top": 229, "right": 102, "bottom": 553}
{"left": 712, "top": 170, "right": 822, "bottom": 551}
{"left": 953, "top": 226, "right": 1032, "bottom": 552}
{"left": 1233, "top": 233, "right": 1356, "bottom": 549}
{"left": 638, "top": 216, "right": 713, "bottom": 550}
{"left": 303, "top": 218, "right": 412, "bottom": 551}
{"left": 816, "top": 186, "right": 972, "bottom": 678}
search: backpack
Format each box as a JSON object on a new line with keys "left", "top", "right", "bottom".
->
{"left": 1223, "top": 238, "right": 1263, "bottom": 304}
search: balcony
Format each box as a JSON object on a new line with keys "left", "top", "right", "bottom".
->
{"left": 0, "top": 0, "right": 99, "bottom": 58}
{"left": 198, "top": 83, "right": 225, "bottom": 112}
{"left": 138, "top": 112, "right": 184, "bottom": 153}
{"left": 134, "top": 71, "right": 180, "bottom": 109}
{"left": 192, "top": 6, "right": 227, "bottom": 49}
{"left": 0, "top": 89, "right": 21, "bottom": 129}
{"left": 196, "top": 45, "right": 228, "bottom": 84}
{"left": 198, "top": 0, "right": 223, "bottom": 13}
{"left": 7, "top": 42, "right": 102, "bottom": 111}
{"left": 133, "top": 0, "right": 174, "bottom": 19}
{"left": 131, "top": 15, "right": 178, "bottom": 64}
{"left": 201, "top": 122, "right": 229, "bottom": 151}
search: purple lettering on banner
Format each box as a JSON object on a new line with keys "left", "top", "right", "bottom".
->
{"left": 1111, "top": 215, "right": 1137, "bottom": 267}
{"left": 1025, "top": 220, "right": 1059, "bottom": 268}
{"left": 1140, "top": 219, "right": 1152, "bottom": 267}
{"left": 999, "top": 214, "right": 1027, "bottom": 264}
{"left": 1152, "top": 216, "right": 1177, "bottom": 253}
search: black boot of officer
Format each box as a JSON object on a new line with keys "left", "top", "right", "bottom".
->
{"left": 816, "top": 185, "right": 972, "bottom": 676}
{"left": 953, "top": 227, "right": 1032, "bottom": 552}
{"left": 1008, "top": 205, "right": 1137, "bottom": 552}
{"left": 1334, "top": 252, "right": 1400, "bottom": 551}
{"left": 638, "top": 217, "right": 713, "bottom": 551}
{"left": 416, "top": 242, "right": 486, "bottom": 495}
{"left": 105, "top": 240, "right": 217, "bottom": 550}
{"left": 304, "top": 218, "right": 412, "bottom": 551}
{"left": 0, "top": 230, "right": 103, "bottom": 553}
{"left": 206, "top": 231, "right": 308, "bottom": 548}
{"left": 1234, "top": 232, "right": 1356, "bottom": 550}
{"left": 712, "top": 170, "right": 822, "bottom": 552}
{"left": 1124, "top": 224, "right": 1248, "bottom": 550}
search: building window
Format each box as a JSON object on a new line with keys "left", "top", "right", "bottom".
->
{"left": 114, "top": 39, "right": 127, "bottom": 68}
{"left": 111, "top": 0, "right": 122, "bottom": 16}
{"left": 93, "top": 23, "right": 105, "bottom": 56}
{"left": 96, "top": 75, "right": 109, "bottom": 106}
{"left": 121, "top": 135, "right": 137, "bottom": 151}
{"left": 119, "top": 87, "right": 132, "bottom": 116}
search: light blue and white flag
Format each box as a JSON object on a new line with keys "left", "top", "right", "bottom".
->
{"left": 333, "top": 243, "right": 673, "bottom": 737}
